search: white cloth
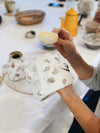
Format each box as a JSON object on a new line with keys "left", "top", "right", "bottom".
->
{"left": 0, "top": 83, "right": 67, "bottom": 133}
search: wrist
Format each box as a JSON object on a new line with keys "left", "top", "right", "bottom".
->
{"left": 66, "top": 51, "right": 94, "bottom": 80}
{"left": 64, "top": 45, "right": 78, "bottom": 61}
{"left": 67, "top": 50, "right": 79, "bottom": 64}
{"left": 57, "top": 85, "right": 74, "bottom": 99}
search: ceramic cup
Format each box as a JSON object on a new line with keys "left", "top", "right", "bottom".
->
{"left": 5, "top": 0, "right": 18, "bottom": 13}
{"left": 7, "top": 51, "right": 25, "bottom": 81}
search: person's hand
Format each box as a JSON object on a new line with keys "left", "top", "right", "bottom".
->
{"left": 52, "top": 28, "right": 77, "bottom": 59}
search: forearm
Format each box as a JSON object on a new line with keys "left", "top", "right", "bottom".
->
{"left": 67, "top": 51, "right": 94, "bottom": 80}
{"left": 58, "top": 85, "right": 100, "bottom": 133}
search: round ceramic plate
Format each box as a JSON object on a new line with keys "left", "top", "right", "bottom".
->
{"left": 4, "top": 75, "right": 33, "bottom": 95}
{"left": 3, "top": 51, "right": 46, "bottom": 95}
{"left": 4, "top": 10, "right": 16, "bottom": 16}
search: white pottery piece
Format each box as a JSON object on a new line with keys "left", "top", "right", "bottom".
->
{"left": 77, "top": 0, "right": 94, "bottom": 16}
{"left": 5, "top": 0, "right": 18, "bottom": 13}
{"left": 25, "top": 52, "right": 74, "bottom": 100}
{"left": 7, "top": 51, "right": 25, "bottom": 81}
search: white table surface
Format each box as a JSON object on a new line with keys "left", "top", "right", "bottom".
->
{"left": 0, "top": 0, "right": 100, "bottom": 133}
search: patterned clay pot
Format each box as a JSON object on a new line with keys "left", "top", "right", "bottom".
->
{"left": 8, "top": 51, "right": 25, "bottom": 81}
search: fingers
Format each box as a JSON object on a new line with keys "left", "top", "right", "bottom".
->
{"left": 59, "top": 29, "right": 72, "bottom": 41}
{"left": 54, "top": 43, "right": 66, "bottom": 57}
{"left": 54, "top": 35, "right": 71, "bottom": 52}
{"left": 52, "top": 28, "right": 61, "bottom": 34}
{"left": 54, "top": 42, "right": 63, "bottom": 52}
{"left": 57, "top": 37, "right": 71, "bottom": 47}
{"left": 52, "top": 28, "right": 72, "bottom": 41}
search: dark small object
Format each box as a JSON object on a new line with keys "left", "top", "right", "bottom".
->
{"left": 31, "top": 31, "right": 36, "bottom": 35}
{"left": 48, "top": 3, "right": 64, "bottom": 7}
{"left": 13, "top": 54, "right": 20, "bottom": 59}
{"left": 78, "top": 13, "right": 86, "bottom": 26}
{"left": 9, "top": 51, "right": 23, "bottom": 59}
{"left": 62, "top": 68, "right": 70, "bottom": 72}
{"left": 25, "top": 30, "right": 36, "bottom": 38}
{"left": 0, "top": 16, "right": 2, "bottom": 24}
{"left": 58, "top": 0, "right": 66, "bottom": 1}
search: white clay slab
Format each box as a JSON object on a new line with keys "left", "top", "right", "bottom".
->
{"left": 25, "top": 52, "right": 74, "bottom": 100}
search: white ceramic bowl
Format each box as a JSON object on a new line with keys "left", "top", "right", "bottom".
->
{"left": 83, "top": 33, "right": 100, "bottom": 49}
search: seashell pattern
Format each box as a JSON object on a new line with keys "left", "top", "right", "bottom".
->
{"left": 25, "top": 52, "right": 74, "bottom": 100}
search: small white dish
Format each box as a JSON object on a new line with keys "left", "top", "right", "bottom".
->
{"left": 25, "top": 31, "right": 36, "bottom": 39}
{"left": 4, "top": 11, "right": 16, "bottom": 16}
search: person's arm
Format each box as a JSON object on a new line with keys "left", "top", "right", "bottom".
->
{"left": 67, "top": 51, "right": 94, "bottom": 80}
{"left": 58, "top": 85, "right": 100, "bottom": 133}
{"left": 53, "top": 28, "right": 100, "bottom": 90}
{"left": 53, "top": 28, "right": 94, "bottom": 80}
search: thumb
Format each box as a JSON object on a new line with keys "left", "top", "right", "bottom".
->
{"left": 57, "top": 38, "right": 71, "bottom": 47}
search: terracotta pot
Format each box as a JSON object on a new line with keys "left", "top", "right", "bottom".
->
{"left": 15, "top": 10, "right": 45, "bottom": 25}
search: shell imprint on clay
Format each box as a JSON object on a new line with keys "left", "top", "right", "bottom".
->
{"left": 37, "top": 91, "right": 42, "bottom": 96}
{"left": 11, "top": 63, "right": 15, "bottom": 68}
{"left": 62, "top": 79, "right": 67, "bottom": 85}
{"left": 47, "top": 77, "right": 55, "bottom": 83}
{"left": 44, "top": 66, "right": 50, "bottom": 71}
{"left": 44, "top": 59, "right": 51, "bottom": 63}
{"left": 52, "top": 68, "right": 59, "bottom": 74}
{"left": 54, "top": 57, "right": 59, "bottom": 62}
